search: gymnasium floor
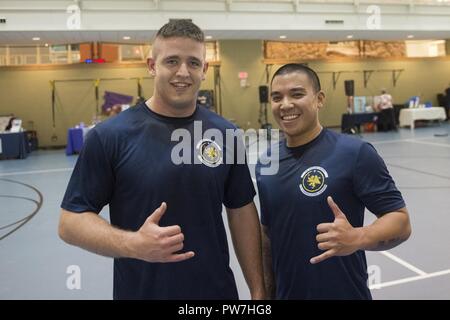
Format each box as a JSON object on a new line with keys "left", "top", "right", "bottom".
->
{"left": 1, "top": 123, "right": 449, "bottom": 300}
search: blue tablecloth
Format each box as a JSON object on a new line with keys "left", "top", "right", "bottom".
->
{"left": 66, "top": 128, "right": 84, "bottom": 155}
{"left": 0, "top": 131, "right": 29, "bottom": 159}
{"left": 66, "top": 127, "right": 92, "bottom": 155}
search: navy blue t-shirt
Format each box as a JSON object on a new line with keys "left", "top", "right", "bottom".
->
{"left": 256, "top": 129, "right": 405, "bottom": 299}
{"left": 61, "top": 102, "right": 256, "bottom": 299}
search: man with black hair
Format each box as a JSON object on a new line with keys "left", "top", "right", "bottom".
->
{"left": 256, "top": 63, "right": 411, "bottom": 299}
{"left": 59, "top": 20, "right": 265, "bottom": 300}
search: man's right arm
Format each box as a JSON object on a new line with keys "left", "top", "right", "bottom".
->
{"left": 58, "top": 202, "right": 195, "bottom": 263}
{"left": 261, "top": 225, "right": 276, "bottom": 299}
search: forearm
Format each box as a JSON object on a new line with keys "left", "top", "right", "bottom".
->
{"left": 227, "top": 203, "right": 266, "bottom": 299}
{"left": 358, "top": 208, "right": 411, "bottom": 251}
{"left": 261, "top": 226, "right": 276, "bottom": 299}
{"left": 58, "top": 209, "right": 136, "bottom": 259}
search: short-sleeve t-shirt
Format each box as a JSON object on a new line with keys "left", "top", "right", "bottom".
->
{"left": 256, "top": 129, "right": 405, "bottom": 299}
{"left": 62, "top": 102, "right": 256, "bottom": 299}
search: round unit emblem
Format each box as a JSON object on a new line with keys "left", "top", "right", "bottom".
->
{"left": 299, "top": 166, "right": 328, "bottom": 197}
{"left": 196, "top": 139, "right": 222, "bottom": 167}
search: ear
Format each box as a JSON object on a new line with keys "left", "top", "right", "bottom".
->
{"left": 317, "top": 90, "right": 325, "bottom": 109}
{"left": 201, "top": 61, "right": 209, "bottom": 81}
{"left": 147, "top": 57, "right": 156, "bottom": 76}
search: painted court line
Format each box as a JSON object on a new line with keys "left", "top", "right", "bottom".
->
{"left": 387, "top": 163, "right": 450, "bottom": 181}
{"left": 370, "top": 268, "right": 450, "bottom": 290}
{"left": 380, "top": 251, "right": 427, "bottom": 276}
{"left": 371, "top": 139, "right": 416, "bottom": 145}
{"left": 0, "top": 168, "right": 73, "bottom": 177}
{"left": 405, "top": 140, "right": 450, "bottom": 148}
{"left": 370, "top": 137, "right": 439, "bottom": 145}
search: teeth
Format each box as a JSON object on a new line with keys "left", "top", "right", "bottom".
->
{"left": 172, "top": 83, "right": 189, "bottom": 88}
{"left": 282, "top": 114, "right": 299, "bottom": 120}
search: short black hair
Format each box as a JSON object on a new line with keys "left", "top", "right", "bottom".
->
{"left": 271, "top": 63, "right": 321, "bottom": 93}
{"left": 156, "top": 19, "right": 204, "bottom": 42}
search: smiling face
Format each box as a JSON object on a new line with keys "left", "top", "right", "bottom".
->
{"left": 270, "top": 71, "right": 325, "bottom": 147}
{"left": 147, "top": 36, "right": 208, "bottom": 117}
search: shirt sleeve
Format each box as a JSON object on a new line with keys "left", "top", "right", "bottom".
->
{"left": 352, "top": 142, "right": 405, "bottom": 216}
{"left": 61, "top": 129, "right": 115, "bottom": 214}
{"left": 222, "top": 134, "right": 256, "bottom": 209}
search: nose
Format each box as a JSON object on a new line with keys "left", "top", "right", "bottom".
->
{"left": 176, "top": 62, "right": 189, "bottom": 77}
{"left": 280, "top": 97, "right": 294, "bottom": 110}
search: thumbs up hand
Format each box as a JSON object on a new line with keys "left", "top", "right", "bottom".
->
{"left": 310, "top": 196, "right": 363, "bottom": 264}
{"left": 131, "top": 202, "right": 195, "bottom": 263}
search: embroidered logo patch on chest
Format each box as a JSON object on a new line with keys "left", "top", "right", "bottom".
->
{"left": 299, "top": 166, "right": 328, "bottom": 197}
{"left": 196, "top": 138, "right": 222, "bottom": 167}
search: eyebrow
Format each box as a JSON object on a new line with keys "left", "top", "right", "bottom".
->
{"left": 270, "top": 91, "right": 280, "bottom": 97}
{"left": 270, "top": 86, "right": 306, "bottom": 96}
{"left": 164, "top": 55, "right": 202, "bottom": 63}
{"left": 188, "top": 56, "right": 202, "bottom": 62}
{"left": 164, "top": 55, "right": 180, "bottom": 60}
{"left": 290, "top": 86, "right": 306, "bottom": 91}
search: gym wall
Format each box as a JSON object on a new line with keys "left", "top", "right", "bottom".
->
{"left": 218, "top": 40, "right": 270, "bottom": 130}
{"left": 0, "top": 64, "right": 214, "bottom": 147}
{"left": 267, "top": 58, "right": 450, "bottom": 128}
{"left": 0, "top": 41, "right": 449, "bottom": 147}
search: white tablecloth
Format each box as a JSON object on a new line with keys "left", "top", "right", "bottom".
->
{"left": 399, "top": 107, "right": 446, "bottom": 129}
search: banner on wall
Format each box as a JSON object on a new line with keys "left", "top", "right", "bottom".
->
{"left": 101, "top": 91, "right": 134, "bottom": 113}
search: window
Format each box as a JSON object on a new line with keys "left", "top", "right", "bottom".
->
{"left": 0, "top": 44, "right": 81, "bottom": 66}
{"left": 8, "top": 46, "right": 38, "bottom": 65}
{"left": 120, "top": 44, "right": 151, "bottom": 62}
{"left": 406, "top": 40, "right": 446, "bottom": 58}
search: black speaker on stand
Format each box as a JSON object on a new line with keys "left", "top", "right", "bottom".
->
{"left": 344, "top": 80, "right": 355, "bottom": 114}
{"left": 258, "top": 85, "right": 271, "bottom": 140}
{"left": 344, "top": 80, "right": 354, "bottom": 97}
{"left": 259, "top": 85, "right": 269, "bottom": 103}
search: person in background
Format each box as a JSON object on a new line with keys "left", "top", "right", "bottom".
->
{"left": 379, "top": 89, "right": 393, "bottom": 110}
{"left": 105, "top": 104, "right": 122, "bottom": 117}
{"left": 377, "top": 89, "right": 396, "bottom": 131}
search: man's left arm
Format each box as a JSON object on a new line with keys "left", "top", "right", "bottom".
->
{"left": 311, "top": 196, "right": 411, "bottom": 264}
{"left": 226, "top": 201, "right": 266, "bottom": 299}
{"left": 359, "top": 207, "right": 411, "bottom": 251}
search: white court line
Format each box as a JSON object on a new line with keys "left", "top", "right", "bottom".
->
{"left": 405, "top": 140, "right": 450, "bottom": 148}
{"left": 371, "top": 139, "right": 416, "bottom": 145}
{"left": 370, "top": 137, "right": 437, "bottom": 145}
{"left": 0, "top": 168, "right": 73, "bottom": 177}
{"left": 370, "top": 268, "right": 450, "bottom": 290}
{"left": 380, "top": 251, "right": 427, "bottom": 276}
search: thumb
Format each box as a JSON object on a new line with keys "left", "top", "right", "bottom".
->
{"left": 147, "top": 202, "right": 167, "bottom": 225}
{"left": 327, "top": 196, "right": 345, "bottom": 219}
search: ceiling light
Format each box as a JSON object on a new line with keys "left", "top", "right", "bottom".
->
{"left": 123, "top": 36, "right": 131, "bottom": 40}
{"left": 205, "top": 36, "right": 213, "bottom": 40}
{"left": 347, "top": 35, "right": 353, "bottom": 39}
{"left": 279, "top": 35, "right": 287, "bottom": 39}
{"left": 32, "top": 37, "right": 40, "bottom": 41}
{"left": 44, "top": 43, "right": 49, "bottom": 47}
{"left": 407, "top": 35, "right": 414, "bottom": 39}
